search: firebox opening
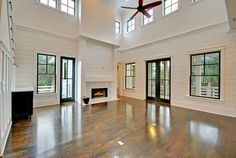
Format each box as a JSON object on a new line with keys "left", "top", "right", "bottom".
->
{"left": 91, "top": 88, "right": 108, "bottom": 99}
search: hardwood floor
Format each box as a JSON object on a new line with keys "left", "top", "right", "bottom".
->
{"left": 3, "top": 97, "right": 236, "bottom": 158}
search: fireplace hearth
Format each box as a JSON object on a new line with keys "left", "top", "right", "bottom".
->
{"left": 91, "top": 88, "right": 108, "bottom": 99}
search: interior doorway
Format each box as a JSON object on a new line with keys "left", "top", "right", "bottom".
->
{"left": 60, "top": 57, "right": 75, "bottom": 102}
{"left": 146, "top": 58, "right": 171, "bottom": 103}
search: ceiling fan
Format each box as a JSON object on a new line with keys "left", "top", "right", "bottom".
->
{"left": 121, "top": 0, "right": 162, "bottom": 20}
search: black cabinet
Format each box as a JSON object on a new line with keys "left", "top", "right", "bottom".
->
{"left": 12, "top": 91, "right": 33, "bottom": 121}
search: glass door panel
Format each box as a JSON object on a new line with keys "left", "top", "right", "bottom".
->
{"left": 147, "top": 62, "right": 157, "bottom": 99}
{"left": 60, "top": 57, "right": 75, "bottom": 102}
{"left": 146, "top": 59, "right": 171, "bottom": 102}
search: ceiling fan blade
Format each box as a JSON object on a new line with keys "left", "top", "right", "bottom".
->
{"left": 144, "top": 1, "right": 162, "bottom": 9}
{"left": 129, "top": 11, "right": 139, "bottom": 20}
{"left": 141, "top": 9, "right": 151, "bottom": 18}
{"left": 121, "top": 6, "right": 137, "bottom": 9}
{"left": 139, "top": 0, "right": 143, "bottom": 6}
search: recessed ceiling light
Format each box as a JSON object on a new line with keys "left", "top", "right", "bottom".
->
{"left": 117, "top": 141, "right": 124, "bottom": 146}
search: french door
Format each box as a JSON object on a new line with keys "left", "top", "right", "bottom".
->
{"left": 60, "top": 57, "right": 75, "bottom": 102}
{"left": 146, "top": 58, "right": 171, "bottom": 103}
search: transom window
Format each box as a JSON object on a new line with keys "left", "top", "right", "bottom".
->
{"left": 39, "top": 0, "right": 76, "bottom": 16}
{"left": 60, "top": 0, "right": 75, "bottom": 15}
{"left": 40, "top": 0, "right": 56, "bottom": 8}
{"left": 115, "top": 21, "right": 121, "bottom": 34}
{"left": 190, "top": 52, "right": 220, "bottom": 99}
{"left": 127, "top": 19, "right": 135, "bottom": 33}
{"left": 125, "top": 63, "right": 135, "bottom": 89}
{"left": 143, "top": 9, "right": 154, "bottom": 25}
{"left": 164, "top": 0, "right": 178, "bottom": 15}
{"left": 37, "top": 53, "right": 56, "bottom": 94}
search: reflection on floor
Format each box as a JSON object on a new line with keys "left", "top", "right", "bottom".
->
{"left": 4, "top": 97, "right": 236, "bottom": 158}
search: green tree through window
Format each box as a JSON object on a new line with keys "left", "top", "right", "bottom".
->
{"left": 190, "top": 52, "right": 220, "bottom": 99}
{"left": 37, "top": 53, "right": 56, "bottom": 93}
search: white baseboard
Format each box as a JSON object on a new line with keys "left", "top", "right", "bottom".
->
{"left": 0, "top": 119, "right": 12, "bottom": 156}
{"left": 172, "top": 100, "right": 236, "bottom": 118}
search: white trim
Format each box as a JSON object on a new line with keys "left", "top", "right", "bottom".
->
{"left": 120, "top": 22, "right": 228, "bottom": 51}
{"left": 0, "top": 120, "right": 12, "bottom": 156}
{"left": 162, "top": 0, "right": 179, "bottom": 17}
{"left": 16, "top": 24, "right": 77, "bottom": 40}
{"left": 184, "top": 45, "right": 225, "bottom": 102}
{"left": 0, "top": 41, "right": 14, "bottom": 60}
{"left": 172, "top": 100, "right": 236, "bottom": 118}
{"left": 35, "top": 0, "right": 77, "bottom": 18}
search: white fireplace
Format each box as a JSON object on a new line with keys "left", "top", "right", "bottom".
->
{"left": 86, "top": 81, "right": 117, "bottom": 104}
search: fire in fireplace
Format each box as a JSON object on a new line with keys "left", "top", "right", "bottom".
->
{"left": 91, "top": 88, "right": 108, "bottom": 99}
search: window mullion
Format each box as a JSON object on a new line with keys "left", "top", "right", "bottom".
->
{"left": 57, "top": 0, "right": 60, "bottom": 10}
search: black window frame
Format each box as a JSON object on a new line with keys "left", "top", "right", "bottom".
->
{"left": 125, "top": 63, "right": 135, "bottom": 89}
{"left": 190, "top": 51, "right": 221, "bottom": 99}
{"left": 37, "top": 53, "right": 57, "bottom": 94}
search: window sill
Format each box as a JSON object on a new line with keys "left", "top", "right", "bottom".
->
{"left": 126, "top": 29, "right": 136, "bottom": 34}
{"left": 161, "top": 9, "right": 179, "bottom": 19}
{"left": 185, "top": 95, "right": 224, "bottom": 103}
{"left": 124, "top": 88, "right": 135, "bottom": 91}
{"left": 36, "top": 93, "right": 57, "bottom": 97}
{"left": 141, "top": 20, "right": 154, "bottom": 28}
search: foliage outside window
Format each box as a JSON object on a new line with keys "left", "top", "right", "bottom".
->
{"left": 190, "top": 52, "right": 220, "bottom": 99}
{"left": 37, "top": 54, "right": 56, "bottom": 94}
{"left": 143, "top": 9, "right": 154, "bottom": 25}
{"left": 127, "top": 19, "right": 135, "bottom": 32}
{"left": 39, "top": 0, "right": 75, "bottom": 16}
{"left": 125, "top": 63, "right": 135, "bottom": 89}
{"left": 115, "top": 21, "right": 121, "bottom": 34}
{"left": 164, "top": 0, "right": 178, "bottom": 15}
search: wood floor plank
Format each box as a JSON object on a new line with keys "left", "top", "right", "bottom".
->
{"left": 3, "top": 97, "right": 236, "bottom": 158}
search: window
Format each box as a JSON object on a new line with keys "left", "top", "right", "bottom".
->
{"left": 39, "top": 0, "right": 56, "bottom": 8}
{"left": 39, "top": 0, "right": 76, "bottom": 16}
{"left": 143, "top": 9, "right": 154, "bottom": 25}
{"left": 125, "top": 63, "right": 135, "bottom": 89}
{"left": 164, "top": 0, "right": 178, "bottom": 15}
{"left": 60, "top": 0, "right": 75, "bottom": 15}
{"left": 37, "top": 53, "right": 56, "bottom": 94}
{"left": 127, "top": 18, "right": 135, "bottom": 33}
{"left": 190, "top": 52, "right": 220, "bottom": 99}
{"left": 115, "top": 21, "right": 121, "bottom": 34}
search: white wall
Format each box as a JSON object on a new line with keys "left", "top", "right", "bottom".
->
{"left": 15, "top": 25, "right": 77, "bottom": 107}
{"left": 78, "top": 37, "right": 118, "bottom": 103}
{"left": 120, "top": 0, "right": 228, "bottom": 50}
{"left": 80, "top": 0, "right": 116, "bottom": 45}
{"left": 121, "top": 22, "right": 236, "bottom": 117}
{"left": 0, "top": 0, "right": 13, "bottom": 156}
{"left": 13, "top": 0, "right": 78, "bottom": 39}
{"left": 0, "top": 0, "right": 10, "bottom": 51}
{"left": 225, "top": 0, "right": 236, "bottom": 29}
